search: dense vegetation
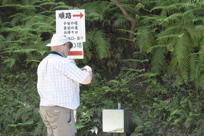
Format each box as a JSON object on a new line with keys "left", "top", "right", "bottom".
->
{"left": 0, "top": 0, "right": 204, "bottom": 135}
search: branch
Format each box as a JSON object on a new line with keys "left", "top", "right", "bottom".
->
{"left": 110, "top": 0, "right": 136, "bottom": 39}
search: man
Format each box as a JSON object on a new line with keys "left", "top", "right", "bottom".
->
{"left": 37, "top": 34, "right": 92, "bottom": 136}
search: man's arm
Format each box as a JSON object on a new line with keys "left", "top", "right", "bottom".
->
{"left": 59, "top": 61, "right": 93, "bottom": 84}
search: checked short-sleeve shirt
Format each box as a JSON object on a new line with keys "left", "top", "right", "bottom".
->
{"left": 37, "top": 53, "right": 90, "bottom": 110}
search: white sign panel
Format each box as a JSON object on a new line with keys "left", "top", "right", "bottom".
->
{"left": 56, "top": 9, "right": 85, "bottom": 42}
{"left": 56, "top": 9, "right": 85, "bottom": 59}
{"left": 67, "top": 42, "right": 84, "bottom": 59}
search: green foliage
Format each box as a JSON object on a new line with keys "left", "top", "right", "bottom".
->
{"left": 0, "top": 73, "right": 45, "bottom": 136}
{"left": 0, "top": 0, "right": 114, "bottom": 72}
{"left": 81, "top": 1, "right": 109, "bottom": 22}
{"left": 85, "top": 30, "right": 110, "bottom": 60}
{"left": 136, "top": 0, "right": 204, "bottom": 89}
{"left": 1, "top": 0, "right": 204, "bottom": 136}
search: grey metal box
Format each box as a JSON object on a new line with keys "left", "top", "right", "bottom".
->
{"left": 102, "top": 109, "right": 128, "bottom": 133}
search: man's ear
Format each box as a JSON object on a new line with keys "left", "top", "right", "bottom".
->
{"left": 68, "top": 42, "right": 73, "bottom": 49}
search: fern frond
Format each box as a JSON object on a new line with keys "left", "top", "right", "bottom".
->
{"left": 151, "top": 47, "right": 167, "bottom": 74}
{"left": 38, "top": 1, "right": 59, "bottom": 7}
{"left": 161, "top": 13, "right": 184, "bottom": 25}
{"left": 120, "top": 59, "right": 149, "bottom": 63}
{"left": 198, "top": 45, "right": 204, "bottom": 89}
{"left": 84, "top": 30, "right": 110, "bottom": 60}
{"left": 0, "top": 35, "right": 5, "bottom": 48}
{"left": 121, "top": 3, "right": 137, "bottom": 14}
{"left": 2, "top": 57, "right": 16, "bottom": 68}
{"left": 92, "top": 30, "right": 110, "bottom": 59}
{"left": 118, "top": 28, "right": 137, "bottom": 35}
{"left": 86, "top": 12, "right": 103, "bottom": 22}
{"left": 189, "top": 53, "right": 199, "bottom": 87}
{"left": 13, "top": 49, "right": 37, "bottom": 54}
{"left": 140, "top": 15, "right": 166, "bottom": 24}
{"left": 174, "top": 32, "right": 193, "bottom": 82}
{"left": 184, "top": 26, "right": 203, "bottom": 48}
{"left": 1, "top": 26, "right": 33, "bottom": 34}
{"left": 113, "top": 14, "right": 127, "bottom": 27}
{"left": 24, "top": 15, "right": 54, "bottom": 33}
{"left": 121, "top": 67, "right": 145, "bottom": 72}
{"left": 53, "top": 5, "right": 71, "bottom": 10}
{"left": 160, "top": 24, "right": 183, "bottom": 34}
{"left": 157, "top": 33, "right": 184, "bottom": 41}
{"left": 0, "top": 4, "right": 35, "bottom": 10}
{"left": 81, "top": 1, "right": 109, "bottom": 22}
{"left": 151, "top": 2, "right": 197, "bottom": 12}
{"left": 136, "top": 27, "right": 154, "bottom": 53}
{"left": 9, "top": 13, "right": 27, "bottom": 26}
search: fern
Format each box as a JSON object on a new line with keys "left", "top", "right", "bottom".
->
{"left": 0, "top": 34, "right": 5, "bottom": 48}
{"left": 136, "top": 27, "right": 154, "bottom": 53}
{"left": 151, "top": 47, "right": 167, "bottom": 74}
{"left": 112, "top": 13, "right": 127, "bottom": 27}
{"left": 136, "top": 0, "right": 204, "bottom": 87}
{"left": 81, "top": 1, "right": 109, "bottom": 22}
{"left": 92, "top": 30, "right": 110, "bottom": 59}
{"left": 190, "top": 52, "right": 199, "bottom": 88}
{"left": 2, "top": 57, "right": 16, "bottom": 68}
{"left": 175, "top": 31, "right": 192, "bottom": 82}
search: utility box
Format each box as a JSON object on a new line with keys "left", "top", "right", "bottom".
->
{"left": 102, "top": 109, "right": 129, "bottom": 133}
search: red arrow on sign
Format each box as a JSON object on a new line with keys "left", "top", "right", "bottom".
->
{"left": 73, "top": 12, "right": 83, "bottom": 19}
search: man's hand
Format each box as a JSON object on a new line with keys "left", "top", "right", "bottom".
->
{"left": 81, "top": 65, "right": 92, "bottom": 85}
{"left": 81, "top": 65, "right": 92, "bottom": 72}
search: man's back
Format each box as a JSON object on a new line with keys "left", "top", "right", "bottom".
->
{"left": 37, "top": 53, "right": 89, "bottom": 109}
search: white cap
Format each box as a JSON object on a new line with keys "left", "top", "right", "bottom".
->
{"left": 46, "top": 34, "right": 70, "bottom": 46}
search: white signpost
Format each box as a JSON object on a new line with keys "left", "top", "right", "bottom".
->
{"left": 56, "top": 9, "right": 85, "bottom": 59}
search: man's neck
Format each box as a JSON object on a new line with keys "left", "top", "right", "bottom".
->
{"left": 51, "top": 51, "right": 66, "bottom": 57}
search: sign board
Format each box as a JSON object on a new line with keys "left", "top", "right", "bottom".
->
{"left": 56, "top": 9, "right": 85, "bottom": 59}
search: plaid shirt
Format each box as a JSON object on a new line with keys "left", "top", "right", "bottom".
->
{"left": 37, "top": 53, "right": 90, "bottom": 109}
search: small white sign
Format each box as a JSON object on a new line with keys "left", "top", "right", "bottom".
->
{"left": 67, "top": 42, "right": 84, "bottom": 59}
{"left": 56, "top": 9, "right": 85, "bottom": 59}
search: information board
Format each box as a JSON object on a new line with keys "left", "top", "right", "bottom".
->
{"left": 56, "top": 9, "right": 85, "bottom": 59}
